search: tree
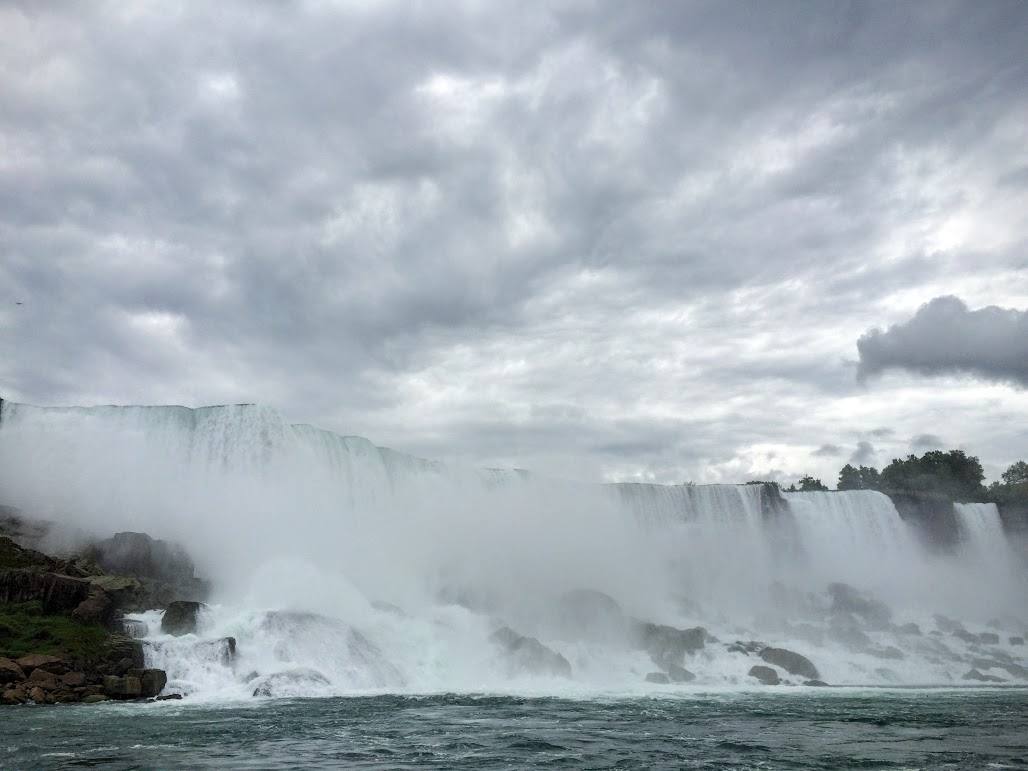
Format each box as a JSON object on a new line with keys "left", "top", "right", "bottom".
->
{"left": 837, "top": 464, "right": 881, "bottom": 491}
{"left": 797, "top": 475, "right": 829, "bottom": 492}
{"left": 1001, "top": 460, "right": 1028, "bottom": 486}
{"left": 880, "top": 449, "right": 984, "bottom": 501}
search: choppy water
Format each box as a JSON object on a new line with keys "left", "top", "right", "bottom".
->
{"left": 2, "top": 689, "right": 1026, "bottom": 770}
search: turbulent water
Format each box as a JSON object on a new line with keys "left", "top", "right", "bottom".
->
{"left": 2, "top": 691, "right": 1027, "bottom": 769}
{"left": 0, "top": 400, "right": 1026, "bottom": 706}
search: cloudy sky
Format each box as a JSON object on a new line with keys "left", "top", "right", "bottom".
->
{"left": 1, "top": 0, "right": 1026, "bottom": 486}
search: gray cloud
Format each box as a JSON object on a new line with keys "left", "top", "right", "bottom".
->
{"left": 910, "top": 434, "right": 945, "bottom": 451}
{"left": 857, "top": 297, "right": 1028, "bottom": 387}
{"left": 1, "top": 1, "right": 1027, "bottom": 485}
{"left": 813, "top": 444, "right": 843, "bottom": 457}
{"left": 848, "top": 441, "right": 877, "bottom": 466}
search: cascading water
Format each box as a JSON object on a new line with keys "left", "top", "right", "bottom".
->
{"left": 0, "top": 400, "right": 1025, "bottom": 697}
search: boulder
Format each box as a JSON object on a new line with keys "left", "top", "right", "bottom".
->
{"left": 71, "top": 585, "right": 116, "bottom": 626}
{"left": 748, "top": 665, "right": 780, "bottom": 685}
{"left": 104, "top": 635, "right": 145, "bottom": 668}
{"left": 555, "top": 590, "right": 628, "bottom": 642}
{"left": 978, "top": 632, "right": 1000, "bottom": 645}
{"left": 933, "top": 614, "right": 965, "bottom": 634}
{"left": 827, "top": 583, "right": 891, "bottom": 628}
{"left": 633, "top": 622, "right": 707, "bottom": 669}
{"left": 0, "top": 569, "right": 92, "bottom": 614}
{"left": 104, "top": 675, "right": 143, "bottom": 698}
{"left": 61, "top": 671, "right": 86, "bottom": 688}
{"left": 804, "top": 679, "right": 829, "bottom": 687}
{"left": 666, "top": 662, "right": 696, "bottom": 683}
{"left": 15, "top": 654, "right": 69, "bottom": 676}
{"left": 28, "top": 685, "right": 48, "bottom": 704}
{"left": 759, "top": 647, "right": 819, "bottom": 680}
{"left": 161, "top": 601, "right": 206, "bottom": 636}
{"left": 896, "top": 622, "right": 921, "bottom": 635}
{"left": 1010, "top": 636, "right": 1024, "bottom": 646}
{"left": 27, "top": 668, "right": 59, "bottom": 689}
{"left": 252, "top": 669, "right": 331, "bottom": 697}
{"left": 645, "top": 672, "right": 670, "bottom": 684}
{"left": 828, "top": 614, "right": 873, "bottom": 650}
{"left": 490, "top": 627, "right": 572, "bottom": 678}
{"left": 0, "top": 657, "right": 25, "bottom": 685}
{"left": 82, "top": 694, "right": 109, "bottom": 703}
{"left": 953, "top": 629, "right": 979, "bottom": 645}
{"left": 132, "top": 668, "right": 168, "bottom": 697}
{"left": 869, "top": 646, "right": 905, "bottom": 660}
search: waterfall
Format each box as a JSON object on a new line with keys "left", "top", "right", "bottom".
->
{"left": 1, "top": 399, "right": 1025, "bottom": 694}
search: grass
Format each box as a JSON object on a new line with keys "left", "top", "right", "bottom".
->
{"left": 0, "top": 600, "right": 109, "bottom": 660}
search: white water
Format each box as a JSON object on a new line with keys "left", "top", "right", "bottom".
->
{"left": 1, "top": 400, "right": 1026, "bottom": 697}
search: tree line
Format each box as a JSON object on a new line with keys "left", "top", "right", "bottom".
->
{"left": 790, "top": 450, "right": 1028, "bottom": 505}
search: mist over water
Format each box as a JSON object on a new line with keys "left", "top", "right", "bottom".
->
{"left": 0, "top": 400, "right": 1025, "bottom": 699}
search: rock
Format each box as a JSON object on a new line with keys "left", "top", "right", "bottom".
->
{"left": 118, "top": 618, "right": 150, "bottom": 638}
{"left": 759, "top": 647, "right": 819, "bottom": 680}
{"left": 27, "top": 668, "right": 60, "bottom": 689}
{"left": 897, "top": 622, "right": 922, "bottom": 635}
{"left": 666, "top": 662, "right": 696, "bottom": 683}
{"left": 82, "top": 694, "right": 109, "bottom": 703}
{"left": 748, "top": 665, "right": 780, "bottom": 685}
{"left": 804, "top": 680, "right": 829, "bottom": 687}
{"left": 104, "top": 675, "right": 143, "bottom": 698}
{"left": 978, "top": 632, "right": 1000, "bottom": 645}
{"left": 0, "top": 569, "right": 92, "bottom": 614}
{"left": 104, "top": 635, "right": 145, "bottom": 667}
{"left": 555, "top": 590, "right": 628, "bottom": 642}
{"left": 962, "top": 668, "right": 1005, "bottom": 683}
{"left": 61, "top": 671, "right": 86, "bottom": 687}
{"left": 113, "top": 657, "right": 136, "bottom": 676}
{"left": 934, "top": 614, "right": 965, "bottom": 634}
{"left": 490, "top": 627, "right": 572, "bottom": 678}
{"left": 155, "top": 693, "right": 183, "bottom": 701}
{"left": 1010, "top": 636, "right": 1024, "bottom": 646}
{"left": 633, "top": 622, "right": 706, "bottom": 669}
{"left": 0, "top": 657, "right": 25, "bottom": 685}
{"left": 645, "top": 672, "right": 670, "bottom": 684}
{"left": 88, "top": 532, "right": 209, "bottom": 606}
{"left": 138, "top": 669, "right": 167, "bottom": 697}
{"left": 252, "top": 669, "right": 331, "bottom": 697}
{"left": 2, "top": 689, "right": 26, "bottom": 705}
{"left": 28, "top": 685, "right": 48, "bottom": 704}
{"left": 953, "top": 629, "right": 979, "bottom": 644}
{"left": 15, "top": 654, "right": 69, "bottom": 676}
{"left": 161, "top": 600, "right": 206, "bottom": 636}
{"left": 828, "top": 614, "right": 873, "bottom": 650}
{"left": 191, "top": 637, "right": 236, "bottom": 666}
{"left": 71, "top": 585, "right": 116, "bottom": 626}
{"left": 827, "top": 583, "right": 891, "bottom": 628}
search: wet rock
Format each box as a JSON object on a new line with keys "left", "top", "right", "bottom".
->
{"left": 828, "top": 614, "right": 873, "bottom": 651}
{"left": 252, "top": 668, "right": 331, "bottom": 697}
{"left": 0, "top": 569, "right": 92, "bottom": 614}
{"left": 490, "top": 626, "right": 572, "bottom": 678}
{"left": 161, "top": 600, "right": 206, "bottom": 636}
{"left": 132, "top": 669, "right": 167, "bottom": 697}
{"left": 666, "top": 662, "right": 696, "bottom": 682}
{"left": 1010, "top": 636, "right": 1024, "bottom": 646}
{"left": 759, "top": 647, "right": 819, "bottom": 680}
{"left": 897, "top": 622, "right": 922, "bottom": 635}
{"left": 933, "top": 614, "right": 965, "bottom": 634}
{"left": 82, "top": 694, "right": 109, "bottom": 703}
{"left": 645, "top": 672, "right": 670, "bottom": 684}
{"left": 27, "top": 668, "right": 59, "bottom": 689}
{"left": 28, "top": 685, "right": 48, "bottom": 704}
{"left": 104, "top": 635, "right": 145, "bottom": 668}
{"left": 0, "top": 657, "right": 24, "bottom": 685}
{"left": 962, "top": 668, "right": 1005, "bottom": 683}
{"left": 634, "top": 622, "right": 706, "bottom": 669}
{"left": 155, "top": 693, "right": 183, "bottom": 701}
{"left": 556, "top": 590, "right": 628, "bottom": 642}
{"left": 113, "top": 657, "right": 136, "bottom": 676}
{"left": 748, "top": 665, "right": 780, "bottom": 685}
{"left": 803, "top": 679, "right": 829, "bottom": 687}
{"left": 104, "top": 675, "right": 143, "bottom": 698}
{"left": 978, "top": 632, "right": 1000, "bottom": 645}
{"left": 118, "top": 618, "right": 150, "bottom": 639}
{"left": 953, "top": 629, "right": 979, "bottom": 645}
{"left": 827, "top": 583, "right": 891, "bottom": 628}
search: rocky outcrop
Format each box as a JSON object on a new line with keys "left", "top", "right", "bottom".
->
{"left": 633, "top": 621, "right": 707, "bottom": 670}
{"left": 748, "top": 665, "right": 780, "bottom": 685}
{"left": 490, "top": 627, "right": 572, "bottom": 678}
{"left": 888, "top": 491, "right": 960, "bottom": 550}
{"left": 87, "top": 532, "right": 210, "bottom": 609}
{"left": 161, "top": 601, "right": 206, "bottom": 636}
{"left": 555, "top": 590, "right": 628, "bottom": 642}
{"left": 827, "top": 583, "right": 891, "bottom": 629}
{"left": 759, "top": 647, "right": 820, "bottom": 680}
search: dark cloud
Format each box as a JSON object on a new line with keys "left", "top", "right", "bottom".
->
{"left": 857, "top": 297, "right": 1028, "bottom": 387}
{"left": 849, "top": 441, "right": 877, "bottom": 466}
{"left": 910, "top": 434, "right": 944, "bottom": 451}
{"left": 813, "top": 444, "right": 843, "bottom": 457}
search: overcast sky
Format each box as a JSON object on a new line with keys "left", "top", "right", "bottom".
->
{"left": 1, "top": 0, "right": 1026, "bottom": 486}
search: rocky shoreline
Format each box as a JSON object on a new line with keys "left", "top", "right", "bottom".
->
{"left": 1, "top": 511, "right": 208, "bottom": 706}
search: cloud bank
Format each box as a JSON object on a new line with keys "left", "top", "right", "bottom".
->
{"left": 857, "top": 297, "right": 1028, "bottom": 387}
